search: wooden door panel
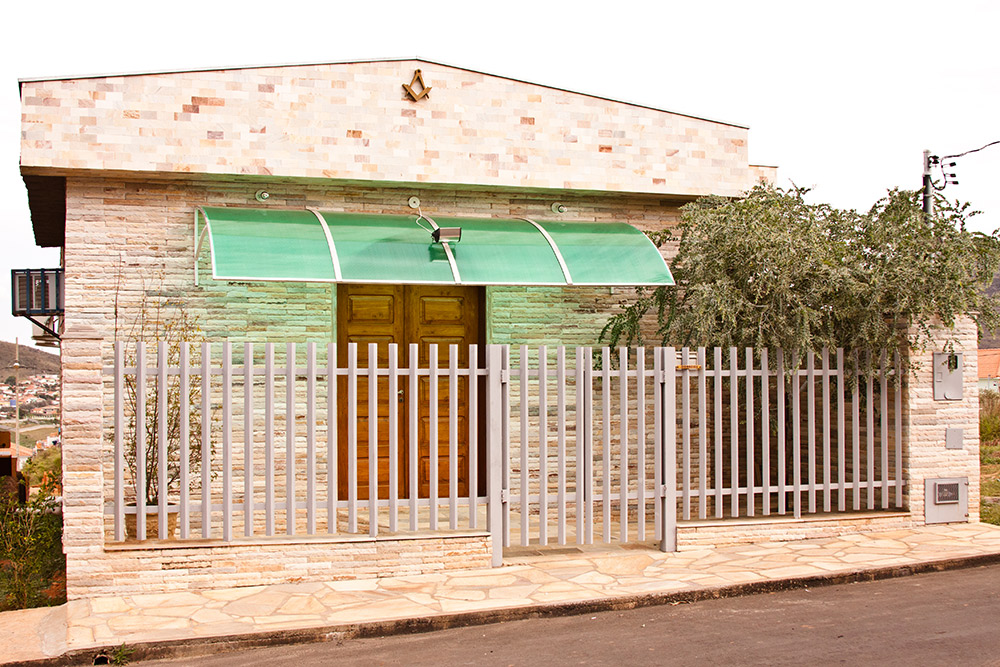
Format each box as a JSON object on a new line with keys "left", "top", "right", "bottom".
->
{"left": 338, "top": 284, "right": 482, "bottom": 502}
{"left": 337, "top": 285, "right": 405, "bottom": 501}
{"left": 407, "top": 286, "right": 479, "bottom": 498}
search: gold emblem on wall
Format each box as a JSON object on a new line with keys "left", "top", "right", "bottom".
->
{"left": 402, "top": 69, "right": 432, "bottom": 101}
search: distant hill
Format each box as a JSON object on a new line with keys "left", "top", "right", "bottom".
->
{"left": 0, "top": 341, "right": 59, "bottom": 377}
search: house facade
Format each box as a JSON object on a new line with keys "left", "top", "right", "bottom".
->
{"left": 18, "top": 59, "right": 979, "bottom": 600}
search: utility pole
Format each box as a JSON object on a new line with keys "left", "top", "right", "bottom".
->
{"left": 922, "top": 149, "right": 934, "bottom": 218}
{"left": 13, "top": 338, "right": 20, "bottom": 473}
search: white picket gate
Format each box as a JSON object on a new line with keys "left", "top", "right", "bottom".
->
{"left": 105, "top": 342, "right": 904, "bottom": 563}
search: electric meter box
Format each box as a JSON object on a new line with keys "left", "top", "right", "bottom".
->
{"left": 924, "top": 477, "right": 968, "bottom": 524}
{"left": 932, "top": 352, "right": 963, "bottom": 401}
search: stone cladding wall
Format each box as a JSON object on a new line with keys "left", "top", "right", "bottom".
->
{"left": 902, "top": 316, "right": 981, "bottom": 524}
{"left": 22, "top": 59, "right": 759, "bottom": 197}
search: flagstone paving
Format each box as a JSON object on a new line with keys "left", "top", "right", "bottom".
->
{"left": 5, "top": 523, "right": 1000, "bottom": 663}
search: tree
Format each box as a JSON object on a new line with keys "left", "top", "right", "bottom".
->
{"left": 601, "top": 185, "right": 1000, "bottom": 361}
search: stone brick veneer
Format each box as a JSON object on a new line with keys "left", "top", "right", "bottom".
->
{"left": 21, "top": 59, "right": 771, "bottom": 198}
{"left": 75, "top": 534, "right": 490, "bottom": 597}
{"left": 903, "top": 316, "right": 981, "bottom": 524}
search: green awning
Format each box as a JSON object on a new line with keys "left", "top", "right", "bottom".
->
{"left": 195, "top": 207, "right": 674, "bottom": 286}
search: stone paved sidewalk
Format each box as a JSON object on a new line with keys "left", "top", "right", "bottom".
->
{"left": 6, "top": 523, "right": 1000, "bottom": 665}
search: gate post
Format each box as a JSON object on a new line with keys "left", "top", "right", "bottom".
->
{"left": 660, "top": 347, "right": 678, "bottom": 552}
{"left": 486, "top": 344, "right": 505, "bottom": 567}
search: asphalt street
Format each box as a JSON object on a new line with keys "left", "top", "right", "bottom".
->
{"left": 138, "top": 564, "right": 1000, "bottom": 666}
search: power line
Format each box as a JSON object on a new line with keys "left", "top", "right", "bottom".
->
{"left": 941, "top": 140, "right": 1000, "bottom": 162}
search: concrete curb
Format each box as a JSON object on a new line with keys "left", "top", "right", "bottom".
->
{"left": 10, "top": 550, "right": 1000, "bottom": 667}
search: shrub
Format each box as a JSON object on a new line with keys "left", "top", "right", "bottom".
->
{"left": 0, "top": 478, "right": 64, "bottom": 610}
{"left": 981, "top": 390, "right": 1000, "bottom": 444}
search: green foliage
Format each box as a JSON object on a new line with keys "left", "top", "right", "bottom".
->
{"left": 980, "top": 391, "right": 1000, "bottom": 445}
{"left": 602, "top": 185, "right": 1000, "bottom": 362}
{"left": 22, "top": 446, "right": 61, "bottom": 489}
{"left": 0, "top": 478, "right": 64, "bottom": 610}
{"left": 981, "top": 501, "right": 1000, "bottom": 526}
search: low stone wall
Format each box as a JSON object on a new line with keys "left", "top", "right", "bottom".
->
{"left": 67, "top": 532, "right": 490, "bottom": 598}
{"left": 677, "top": 512, "right": 912, "bottom": 549}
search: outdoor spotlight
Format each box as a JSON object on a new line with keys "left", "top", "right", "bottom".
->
{"left": 432, "top": 227, "right": 462, "bottom": 244}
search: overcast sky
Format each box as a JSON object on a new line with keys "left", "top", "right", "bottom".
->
{"left": 2, "top": 0, "right": 998, "bottom": 349}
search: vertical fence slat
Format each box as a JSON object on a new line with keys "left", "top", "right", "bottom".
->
{"left": 777, "top": 349, "right": 786, "bottom": 516}
{"left": 265, "top": 344, "right": 275, "bottom": 536}
{"left": 519, "top": 345, "right": 529, "bottom": 545}
{"left": 179, "top": 343, "right": 190, "bottom": 538}
{"left": 307, "top": 343, "right": 317, "bottom": 536}
{"left": 714, "top": 347, "right": 723, "bottom": 518}
{"left": 244, "top": 343, "right": 254, "bottom": 537}
{"left": 681, "top": 347, "right": 691, "bottom": 521}
{"left": 806, "top": 351, "right": 816, "bottom": 514}
{"left": 470, "top": 344, "right": 480, "bottom": 531}
{"left": 822, "top": 347, "right": 831, "bottom": 513}
{"left": 637, "top": 347, "right": 647, "bottom": 541}
{"left": 602, "top": 347, "right": 611, "bottom": 544}
{"left": 745, "top": 347, "right": 755, "bottom": 518}
{"left": 114, "top": 342, "right": 124, "bottom": 541}
{"left": 408, "top": 344, "right": 419, "bottom": 532}
{"left": 449, "top": 345, "right": 459, "bottom": 530}
{"left": 285, "top": 343, "right": 296, "bottom": 536}
{"left": 347, "top": 343, "right": 357, "bottom": 533}
{"left": 792, "top": 353, "right": 802, "bottom": 519}
{"left": 619, "top": 347, "right": 629, "bottom": 543}
{"left": 584, "top": 347, "right": 594, "bottom": 545}
{"left": 575, "top": 346, "right": 585, "bottom": 545}
{"left": 880, "top": 351, "right": 889, "bottom": 510}
{"left": 653, "top": 347, "right": 662, "bottom": 543}
{"left": 837, "top": 349, "right": 846, "bottom": 512}
{"left": 730, "top": 347, "right": 739, "bottom": 518}
{"left": 389, "top": 343, "right": 399, "bottom": 533}
{"left": 368, "top": 343, "right": 379, "bottom": 538}
{"left": 866, "top": 352, "right": 875, "bottom": 510}
{"left": 697, "top": 347, "right": 706, "bottom": 521}
{"left": 157, "top": 341, "right": 168, "bottom": 540}
{"left": 661, "top": 348, "right": 677, "bottom": 552}
{"left": 539, "top": 345, "right": 548, "bottom": 546}
{"left": 429, "top": 344, "right": 440, "bottom": 531}
{"left": 761, "top": 348, "right": 770, "bottom": 517}
{"left": 222, "top": 342, "right": 233, "bottom": 542}
{"left": 557, "top": 346, "right": 567, "bottom": 545}
{"left": 852, "top": 352, "right": 861, "bottom": 510}
{"left": 327, "top": 343, "right": 337, "bottom": 534}
{"left": 894, "top": 351, "right": 903, "bottom": 508}
{"left": 136, "top": 342, "right": 147, "bottom": 541}
{"left": 501, "top": 345, "right": 510, "bottom": 546}
{"left": 200, "top": 342, "right": 211, "bottom": 539}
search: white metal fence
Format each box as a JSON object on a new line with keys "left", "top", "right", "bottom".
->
{"left": 104, "top": 342, "right": 904, "bottom": 561}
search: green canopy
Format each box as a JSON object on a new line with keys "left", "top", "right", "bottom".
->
{"left": 195, "top": 207, "right": 673, "bottom": 286}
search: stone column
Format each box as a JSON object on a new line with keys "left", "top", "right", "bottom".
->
{"left": 902, "top": 316, "right": 980, "bottom": 525}
{"left": 60, "top": 326, "right": 106, "bottom": 598}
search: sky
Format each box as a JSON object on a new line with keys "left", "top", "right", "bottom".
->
{"left": 1, "top": 0, "right": 998, "bottom": 349}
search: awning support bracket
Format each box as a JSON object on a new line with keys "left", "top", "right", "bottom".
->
{"left": 194, "top": 207, "right": 212, "bottom": 287}
{"left": 308, "top": 208, "right": 343, "bottom": 281}
{"left": 521, "top": 217, "right": 573, "bottom": 285}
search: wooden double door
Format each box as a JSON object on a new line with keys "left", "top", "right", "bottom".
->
{"left": 337, "top": 284, "right": 484, "bottom": 501}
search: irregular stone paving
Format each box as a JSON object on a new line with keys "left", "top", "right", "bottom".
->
{"left": 8, "top": 523, "right": 1000, "bottom": 662}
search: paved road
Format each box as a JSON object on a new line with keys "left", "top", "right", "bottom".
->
{"left": 140, "top": 564, "right": 1000, "bottom": 666}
